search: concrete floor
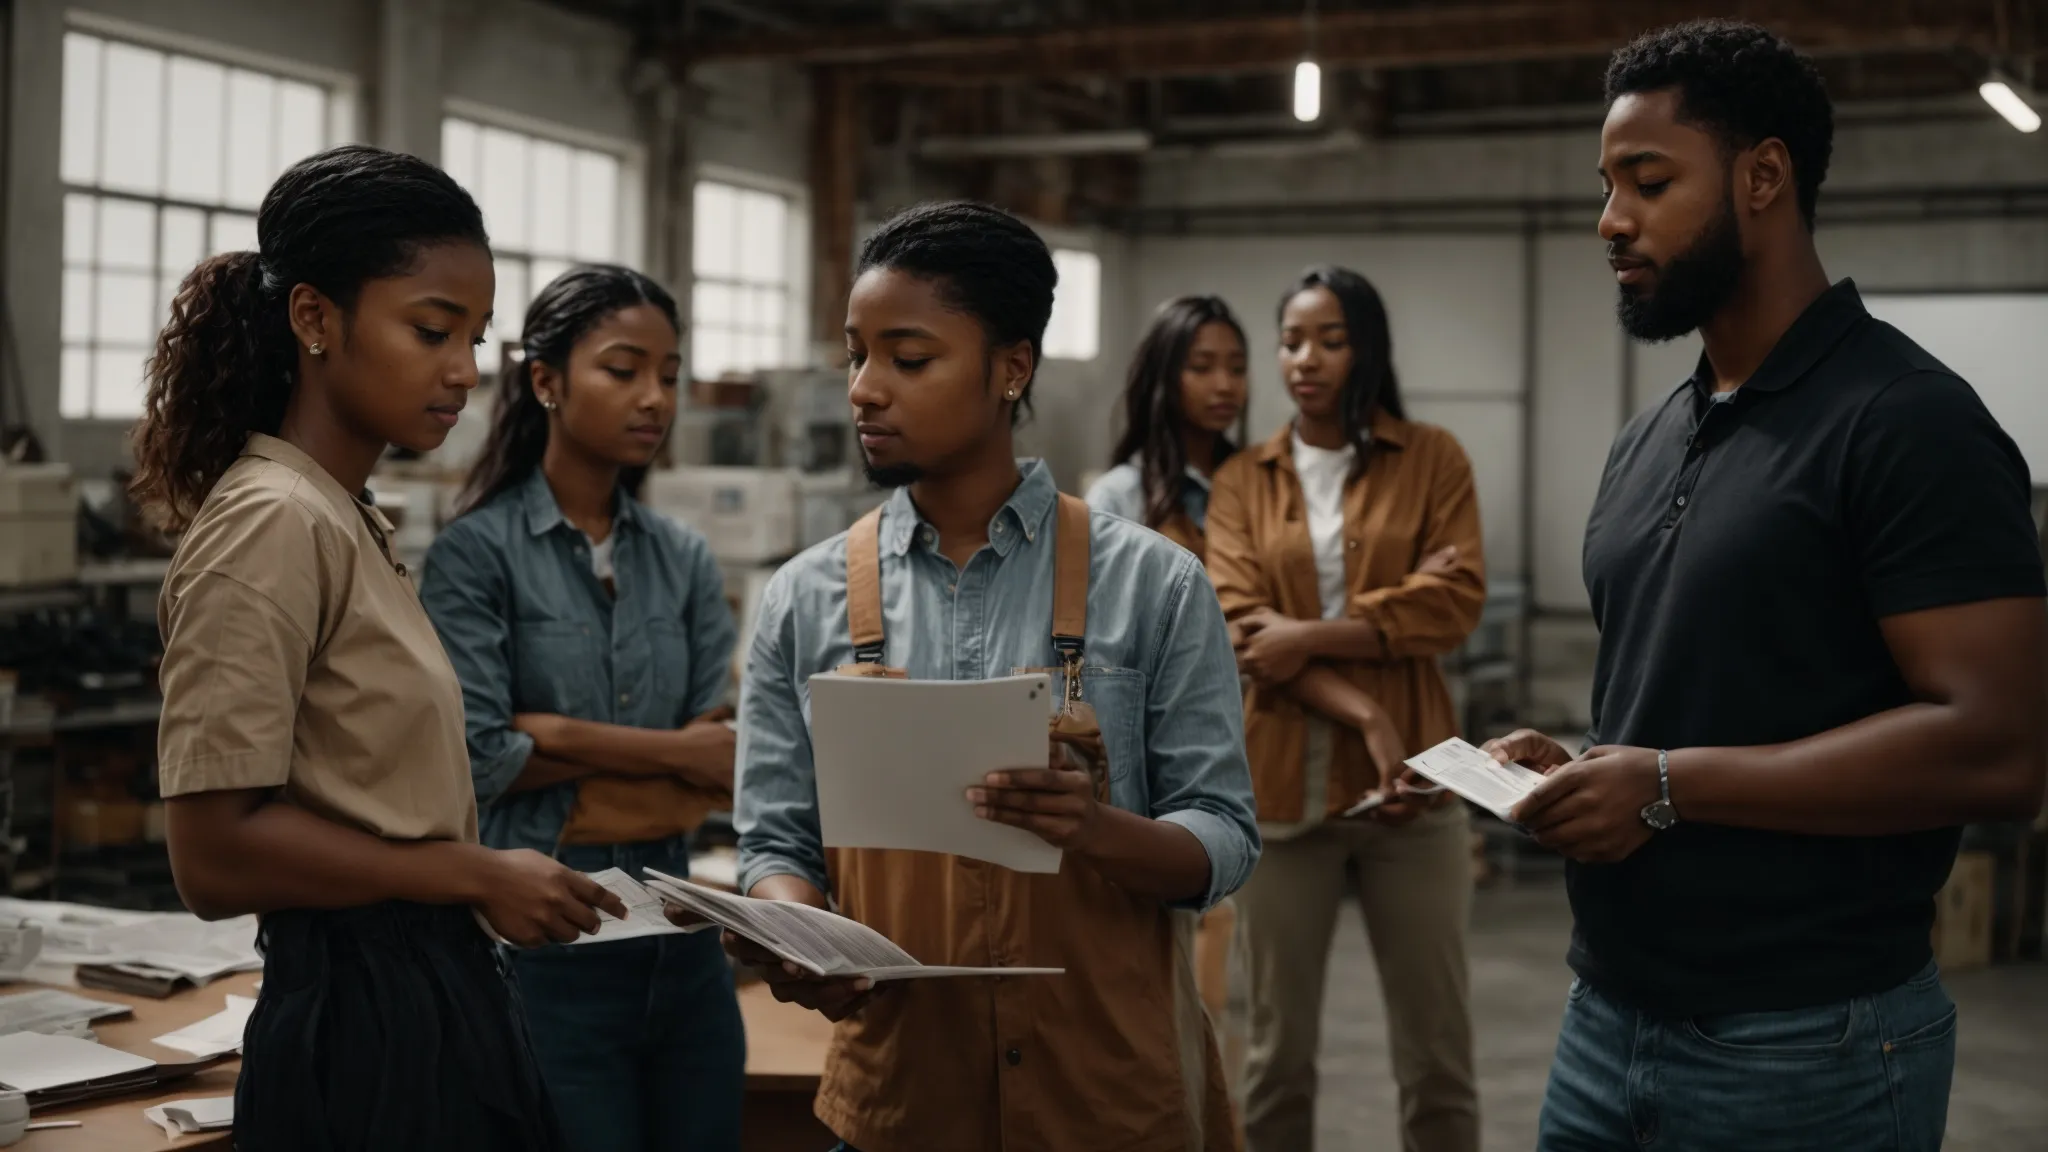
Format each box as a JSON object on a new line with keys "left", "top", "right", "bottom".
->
{"left": 1264, "top": 879, "right": 2048, "bottom": 1151}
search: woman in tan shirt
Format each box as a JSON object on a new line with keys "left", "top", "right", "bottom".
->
{"left": 134, "top": 146, "right": 621, "bottom": 1152}
{"left": 1207, "top": 266, "right": 1486, "bottom": 1152}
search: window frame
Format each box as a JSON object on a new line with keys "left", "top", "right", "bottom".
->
{"left": 690, "top": 163, "right": 810, "bottom": 381}
{"left": 57, "top": 16, "right": 360, "bottom": 427}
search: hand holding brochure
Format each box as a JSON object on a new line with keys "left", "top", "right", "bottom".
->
{"left": 1402, "top": 737, "right": 1549, "bottom": 823}
{"left": 642, "top": 869, "right": 1062, "bottom": 982}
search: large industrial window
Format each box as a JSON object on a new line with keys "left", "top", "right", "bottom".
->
{"left": 59, "top": 31, "right": 334, "bottom": 419}
{"left": 1045, "top": 248, "right": 1101, "bottom": 362}
{"left": 691, "top": 180, "right": 797, "bottom": 380}
{"left": 440, "top": 117, "right": 626, "bottom": 370}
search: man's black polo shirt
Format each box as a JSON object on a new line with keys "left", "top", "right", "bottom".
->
{"left": 1575, "top": 279, "right": 2046, "bottom": 1016}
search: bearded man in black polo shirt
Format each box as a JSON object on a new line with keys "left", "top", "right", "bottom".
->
{"left": 1488, "top": 20, "right": 2048, "bottom": 1152}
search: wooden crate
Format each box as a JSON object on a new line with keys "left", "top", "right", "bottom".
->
{"left": 1933, "top": 851, "right": 1994, "bottom": 972}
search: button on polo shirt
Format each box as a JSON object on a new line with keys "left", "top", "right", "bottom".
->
{"left": 1575, "top": 280, "right": 2046, "bottom": 1016}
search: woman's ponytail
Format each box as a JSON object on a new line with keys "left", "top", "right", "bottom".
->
{"left": 130, "top": 251, "right": 296, "bottom": 531}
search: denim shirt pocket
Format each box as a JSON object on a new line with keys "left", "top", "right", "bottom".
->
{"left": 1077, "top": 666, "right": 1148, "bottom": 813}
{"left": 645, "top": 617, "right": 696, "bottom": 722}
{"left": 514, "top": 619, "right": 605, "bottom": 716}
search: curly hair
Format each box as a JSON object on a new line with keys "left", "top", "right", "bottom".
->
{"left": 1605, "top": 19, "right": 1834, "bottom": 230}
{"left": 456, "top": 264, "right": 681, "bottom": 516}
{"left": 130, "top": 144, "right": 489, "bottom": 530}
{"left": 1110, "top": 296, "right": 1246, "bottom": 530}
{"left": 1278, "top": 266, "right": 1406, "bottom": 481}
{"left": 856, "top": 201, "right": 1056, "bottom": 427}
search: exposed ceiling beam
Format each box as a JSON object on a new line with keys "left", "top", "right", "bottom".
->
{"left": 685, "top": 1, "right": 2004, "bottom": 83}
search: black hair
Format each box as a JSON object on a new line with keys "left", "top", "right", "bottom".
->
{"left": 1109, "top": 295, "right": 1246, "bottom": 529}
{"left": 457, "top": 264, "right": 682, "bottom": 515}
{"left": 132, "top": 144, "right": 489, "bottom": 529}
{"left": 1279, "top": 266, "right": 1405, "bottom": 478}
{"left": 1605, "top": 19, "right": 1834, "bottom": 230}
{"left": 855, "top": 201, "right": 1056, "bottom": 427}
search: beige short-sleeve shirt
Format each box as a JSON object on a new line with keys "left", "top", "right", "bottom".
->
{"left": 156, "top": 434, "right": 478, "bottom": 843}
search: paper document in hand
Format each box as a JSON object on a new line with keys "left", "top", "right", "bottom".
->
{"left": 575, "top": 869, "right": 688, "bottom": 945}
{"left": 807, "top": 672, "right": 1062, "bottom": 874}
{"left": 1403, "top": 737, "right": 1548, "bottom": 823}
{"left": 642, "top": 870, "right": 1062, "bottom": 982}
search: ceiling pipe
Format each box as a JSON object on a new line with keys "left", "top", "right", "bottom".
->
{"left": 916, "top": 129, "right": 1153, "bottom": 158}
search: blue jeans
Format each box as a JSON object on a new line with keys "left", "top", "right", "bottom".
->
{"left": 1536, "top": 961, "right": 1957, "bottom": 1151}
{"left": 512, "top": 839, "right": 746, "bottom": 1152}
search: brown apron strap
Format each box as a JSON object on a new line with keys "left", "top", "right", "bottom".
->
{"left": 1051, "top": 493, "right": 1090, "bottom": 656}
{"left": 845, "top": 507, "right": 886, "bottom": 664}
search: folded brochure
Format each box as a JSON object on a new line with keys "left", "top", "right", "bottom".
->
{"left": 641, "top": 869, "right": 1063, "bottom": 981}
{"left": 1402, "top": 737, "right": 1549, "bottom": 824}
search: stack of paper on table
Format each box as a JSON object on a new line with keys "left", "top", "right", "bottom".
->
{"left": 0, "top": 989, "right": 131, "bottom": 1039}
{"left": 0, "top": 1031, "right": 155, "bottom": 1097}
{"left": 642, "top": 869, "right": 1063, "bottom": 981}
{"left": 1402, "top": 738, "right": 1550, "bottom": 824}
{"left": 152, "top": 994, "right": 256, "bottom": 1058}
{"left": 0, "top": 899, "right": 260, "bottom": 991}
{"left": 806, "top": 672, "right": 1062, "bottom": 873}
{"left": 145, "top": 1096, "right": 234, "bottom": 1139}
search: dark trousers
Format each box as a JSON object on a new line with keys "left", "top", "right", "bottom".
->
{"left": 235, "top": 901, "right": 565, "bottom": 1152}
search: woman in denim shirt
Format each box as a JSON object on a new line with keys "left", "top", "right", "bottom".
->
{"left": 422, "top": 266, "right": 744, "bottom": 1152}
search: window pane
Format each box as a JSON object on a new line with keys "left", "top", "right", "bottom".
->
{"left": 165, "top": 57, "right": 226, "bottom": 202}
{"left": 277, "top": 81, "right": 325, "bottom": 169}
{"left": 695, "top": 282, "right": 735, "bottom": 328}
{"left": 494, "top": 258, "right": 528, "bottom": 344}
{"left": 480, "top": 127, "right": 530, "bottom": 250}
{"left": 93, "top": 347, "right": 150, "bottom": 418}
{"left": 64, "top": 195, "right": 95, "bottom": 266}
{"left": 95, "top": 271, "right": 155, "bottom": 344}
{"left": 225, "top": 70, "right": 277, "bottom": 209}
{"left": 693, "top": 183, "right": 737, "bottom": 279}
{"left": 441, "top": 119, "right": 479, "bottom": 193}
{"left": 97, "top": 199, "right": 155, "bottom": 271}
{"left": 571, "top": 152, "right": 617, "bottom": 261}
{"left": 752, "top": 287, "right": 784, "bottom": 338}
{"left": 161, "top": 207, "right": 206, "bottom": 274}
{"left": 61, "top": 33, "right": 102, "bottom": 185}
{"left": 61, "top": 348, "right": 92, "bottom": 419}
{"left": 157, "top": 274, "right": 182, "bottom": 335}
{"left": 693, "top": 328, "right": 733, "bottom": 380}
{"left": 101, "top": 44, "right": 166, "bottom": 195}
{"left": 531, "top": 141, "right": 571, "bottom": 257}
{"left": 1046, "top": 249, "right": 1101, "bottom": 361}
{"left": 530, "top": 259, "right": 570, "bottom": 297}
{"left": 738, "top": 191, "right": 785, "bottom": 285}
{"left": 210, "top": 212, "right": 258, "bottom": 255}
{"left": 63, "top": 271, "right": 93, "bottom": 342}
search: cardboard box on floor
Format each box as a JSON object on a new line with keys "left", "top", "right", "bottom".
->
{"left": 1933, "top": 851, "right": 1994, "bottom": 972}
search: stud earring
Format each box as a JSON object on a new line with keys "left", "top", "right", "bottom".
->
{"left": 1004, "top": 389, "right": 1018, "bottom": 400}
{"left": 542, "top": 399, "right": 559, "bottom": 412}
{"left": 308, "top": 342, "right": 324, "bottom": 357}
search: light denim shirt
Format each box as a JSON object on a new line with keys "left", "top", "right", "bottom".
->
{"left": 735, "top": 460, "right": 1259, "bottom": 910}
{"left": 1084, "top": 459, "right": 1213, "bottom": 529}
{"left": 421, "top": 469, "right": 737, "bottom": 854}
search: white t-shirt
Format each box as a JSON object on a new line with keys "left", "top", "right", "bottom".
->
{"left": 586, "top": 532, "right": 616, "bottom": 584}
{"left": 1291, "top": 432, "right": 1353, "bottom": 621}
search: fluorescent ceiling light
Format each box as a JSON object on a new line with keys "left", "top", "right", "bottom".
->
{"left": 1980, "top": 78, "right": 2041, "bottom": 133}
{"left": 1293, "top": 60, "right": 1321, "bottom": 123}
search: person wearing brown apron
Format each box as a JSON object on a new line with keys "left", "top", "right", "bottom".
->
{"left": 1085, "top": 295, "right": 1252, "bottom": 562}
{"left": 423, "top": 266, "right": 745, "bottom": 1151}
{"left": 724, "top": 202, "right": 1261, "bottom": 1152}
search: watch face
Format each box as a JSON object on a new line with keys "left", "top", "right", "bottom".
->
{"left": 1641, "top": 800, "right": 1676, "bottom": 830}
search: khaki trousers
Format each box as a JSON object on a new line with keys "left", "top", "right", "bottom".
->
{"left": 1235, "top": 804, "right": 1478, "bottom": 1152}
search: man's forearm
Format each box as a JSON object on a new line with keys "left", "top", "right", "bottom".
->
{"left": 1299, "top": 619, "right": 1388, "bottom": 662}
{"left": 747, "top": 872, "right": 830, "bottom": 908}
{"left": 504, "top": 752, "right": 602, "bottom": 794}
{"left": 530, "top": 716, "right": 727, "bottom": 788}
{"left": 1671, "top": 701, "right": 2045, "bottom": 835}
{"left": 1281, "top": 663, "right": 1380, "bottom": 728}
{"left": 1077, "top": 808, "right": 1212, "bottom": 904}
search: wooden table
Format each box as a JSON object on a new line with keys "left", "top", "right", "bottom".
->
{"left": 9, "top": 973, "right": 837, "bottom": 1152}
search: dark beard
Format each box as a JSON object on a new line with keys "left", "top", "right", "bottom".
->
{"left": 863, "top": 459, "right": 923, "bottom": 489}
{"left": 1615, "top": 194, "right": 1744, "bottom": 343}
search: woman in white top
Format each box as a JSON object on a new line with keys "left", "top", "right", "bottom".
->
{"left": 1084, "top": 296, "right": 1248, "bottom": 559}
{"left": 1206, "top": 266, "right": 1487, "bottom": 1152}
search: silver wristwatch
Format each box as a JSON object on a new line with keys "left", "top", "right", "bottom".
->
{"left": 1639, "top": 749, "right": 1679, "bottom": 831}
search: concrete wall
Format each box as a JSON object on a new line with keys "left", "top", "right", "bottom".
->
{"left": 3, "top": 0, "right": 810, "bottom": 477}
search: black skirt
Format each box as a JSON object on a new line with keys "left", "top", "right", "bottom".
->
{"left": 234, "top": 902, "right": 567, "bottom": 1152}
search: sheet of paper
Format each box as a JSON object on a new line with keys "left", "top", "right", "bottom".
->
{"left": 0, "top": 1031, "right": 154, "bottom": 1093}
{"left": 807, "top": 672, "right": 1061, "bottom": 873}
{"left": 574, "top": 869, "right": 686, "bottom": 946}
{"left": 642, "top": 870, "right": 1063, "bottom": 981}
{"left": 146, "top": 1096, "right": 234, "bottom": 1138}
{"left": 152, "top": 995, "right": 255, "bottom": 1058}
{"left": 1403, "top": 737, "right": 1549, "bottom": 822}
{"left": 0, "top": 989, "right": 130, "bottom": 1037}
{"left": 0, "top": 899, "right": 259, "bottom": 982}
